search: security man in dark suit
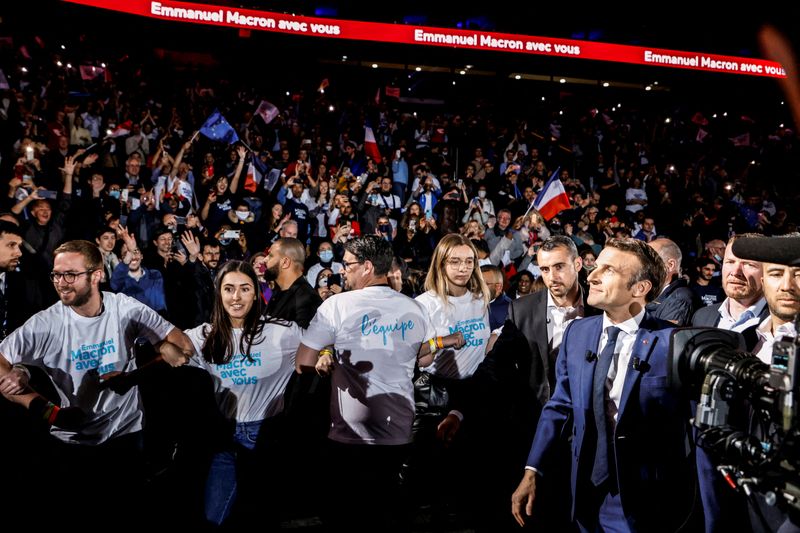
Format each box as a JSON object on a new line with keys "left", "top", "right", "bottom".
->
{"left": 441, "top": 235, "right": 599, "bottom": 530}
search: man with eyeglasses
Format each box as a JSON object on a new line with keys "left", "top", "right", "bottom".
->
{"left": 296, "top": 235, "right": 440, "bottom": 531}
{"left": 0, "top": 239, "right": 194, "bottom": 527}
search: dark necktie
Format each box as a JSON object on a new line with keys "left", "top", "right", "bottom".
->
{"left": 591, "top": 326, "right": 622, "bottom": 487}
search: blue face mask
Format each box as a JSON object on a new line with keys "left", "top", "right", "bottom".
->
{"left": 109, "top": 190, "right": 121, "bottom": 199}
{"left": 319, "top": 250, "right": 334, "bottom": 263}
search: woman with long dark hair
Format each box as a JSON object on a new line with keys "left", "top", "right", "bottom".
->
{"left": 184, "top": 260, "right": 301, "bottom": 527}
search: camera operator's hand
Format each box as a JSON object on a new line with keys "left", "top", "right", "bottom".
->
{"left": 330, "top": 283, "right": 342, "bottom": 294}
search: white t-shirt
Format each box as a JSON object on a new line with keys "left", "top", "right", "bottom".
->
{"left": 301, "top": 285, "right": 434, "bottom": 445}
{"left": 185, "top": 319, "right": 302, "bottom": 423}
{"left": 415, "top": 290, "right": 490, "bottom": 379}
{"left": 0, "top": 292, "right": 174, "bottom": 444}
{"left": 625, "top": 187, "right": 647, "bottom": 213}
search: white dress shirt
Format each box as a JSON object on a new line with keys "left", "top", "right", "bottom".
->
{"left": 546, "top": 290, "right": 584, "bottom": 353}
{"left": 754, "top": 317, "right": 797, "bottom": 365}
{"left": 598, "top": 309, "right": 646, "bottom": 425}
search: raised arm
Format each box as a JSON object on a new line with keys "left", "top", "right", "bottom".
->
{"left": 229, "top": 145, "right": 247, "bottom": 195}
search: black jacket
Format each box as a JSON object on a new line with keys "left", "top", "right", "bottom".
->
{"left": 266, "top": 275, "right": 322, "bottom": 328}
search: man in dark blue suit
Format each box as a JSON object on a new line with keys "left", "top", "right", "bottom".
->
{"left": 512, "top": 237, "right": 711, "bottom": 532}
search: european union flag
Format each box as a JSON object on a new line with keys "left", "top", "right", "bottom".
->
{"left": 199, "top": 109, "right": 239, "bottom": 144}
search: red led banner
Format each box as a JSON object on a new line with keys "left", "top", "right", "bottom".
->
{"left": 64, "top": 0, "right": 786, "bottom": 78}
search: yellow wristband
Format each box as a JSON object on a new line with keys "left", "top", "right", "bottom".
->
{"left": 428, "top": 338, "right": 437, "bottom": 354}
{"left": 319, "top": 349, "right": 333, "bottom": 358}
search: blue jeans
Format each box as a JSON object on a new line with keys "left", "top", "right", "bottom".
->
{"left": 204, "top": 420, "right": 262, "bottom": 526}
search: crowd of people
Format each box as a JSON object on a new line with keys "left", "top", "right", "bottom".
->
{"left": 0, "top": 22, "right": 800, "bottom": 532}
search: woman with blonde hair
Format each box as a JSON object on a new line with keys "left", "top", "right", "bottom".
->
{"left": 415, "top": 232, "right": 491, "bottom": 380}
{"left": 405, "top": 233, "right": 492, "bottom": 524}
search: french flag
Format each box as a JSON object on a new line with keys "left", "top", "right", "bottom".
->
{"left": 364, "top": 122, "right": 382, "bottom": 162}
{"left": 533, "top": 167, "right": 571, "bottom": 221}
{"left": 107, "top": 120, "right": 132, "bottom": 138}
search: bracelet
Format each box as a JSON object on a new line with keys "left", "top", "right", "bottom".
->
{"left": 428, "top": 338, "right": 438, "bottom": 355}
{"left": 436, "top": 336, "right": 444, "bottom": 350}
{"left": 318, "top": 349, "right": 334, "bottom": 358}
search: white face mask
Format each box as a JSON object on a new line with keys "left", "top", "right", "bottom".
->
{"left": 235, "top": 211, "right": 250, "bottom": 221}
{"left": 478, "top": 190, "right": 487, "bottom": 198}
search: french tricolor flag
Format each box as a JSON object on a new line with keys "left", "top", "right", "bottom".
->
{"left": 533, "top": 167, "right": 571, "bottom": 221}
{"left": 364, "top": 122, "right": 382, "bottom": 162}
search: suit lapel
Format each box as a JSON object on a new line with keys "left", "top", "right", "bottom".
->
{"left": 580, "top": 318, "right": 604, "bottom": 406}
{"left": 533, "top": 291, "right": 549, "bottom": 358}
{"left": 618, "top": 323, "right": 660, "bottom": 420}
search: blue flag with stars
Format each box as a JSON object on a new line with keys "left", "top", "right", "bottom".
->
{"left": 199, "top": 109, "right": 239, "bottom": 144}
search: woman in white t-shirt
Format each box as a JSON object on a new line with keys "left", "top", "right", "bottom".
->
{"left": 409, "top": 233, "right": 492, "bottom": 518}
{"left": 416, "top": 234, "right": 491, "bottom": 380}
{"left": 184, "top": 260, "right": 301, "bottom": 527}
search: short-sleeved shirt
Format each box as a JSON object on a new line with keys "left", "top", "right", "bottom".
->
{"left": 0, "top": 292, "right": 174, "bottom": 444}
{"left": 185, "top": 319, "right": 301, "bottom": 423}
{"left": 415, "top": 290, "right": 490, "bottom": 379}
{"left": 301, "top": 285, "right": 434, "bottom": 445}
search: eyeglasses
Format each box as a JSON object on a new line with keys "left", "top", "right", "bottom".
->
{"left": 342, "top": 260, "right": 363, "bottom": 271}
{"left": 446, "top": 258, "right": 475, "bottom": 269}
{"left": 49, "top": 270, "right": 96, "bottom": 283}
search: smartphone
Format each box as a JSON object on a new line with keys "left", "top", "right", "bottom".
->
{"left": 37, "top": 190, "right": 58, "bottom": 200}
{"left": 395, "top": 149, "right": 401, "bottom": 158}
{"left": 174, "top": 216, "right": 187, "bottom": 225}
{"left": 25, "top": 147, "right": 34, "bottom": 161}
{"left": 121, "top": 189, "right": 129, "bottom": 202}
{"left": 328, "top": 273, "right": 342, "bottom": 287}
{"left": 221, "top": 229, "right": 241, "bottom": 240}
{"left": 409, "top": 219, "right": 417, "bottom": 230}
{"left": 130, "top": 198, "right": 141, "bottom": 210}
{"left": 22, "top": 175, "right": 33, "bottom": 185}
{"left": 458, "top": 179, "right": 463, "bottom": 187}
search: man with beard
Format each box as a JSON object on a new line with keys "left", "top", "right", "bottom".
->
{"left": 0, "top": 239, "right": 193, "bottom": 527}
{"left": 441, "top": 236, "right": 599, "bottom": 530}
{"left": 264, "top": 237, "right": 325, "bottom": 514}
{"left": 0, "top": 220, "right": 24, "bottom": 336}
{"left": 180, "top": 233, "right": 221, "bottom": 327}
{"left": 689, "top": 257, "right": 724, "bottom": 308}
{"left": 264, "top": 238, "right": 321, "bottom": 328}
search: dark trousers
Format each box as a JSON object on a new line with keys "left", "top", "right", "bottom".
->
{"left": 323, "top": 440, "right": 409, "bottom": 533}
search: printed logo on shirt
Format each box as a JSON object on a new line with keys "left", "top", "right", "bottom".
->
{"left": 217, "top": 352, "right": 262, "bottom": 385}
{"left": 69, "top": 339, "right": 118, "bottom": 374}
{"left": 449, "top": 318, "right": 486, "bottom": 348}
{"left": 360, "top": 314, "right": 415, "bottom": 346}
